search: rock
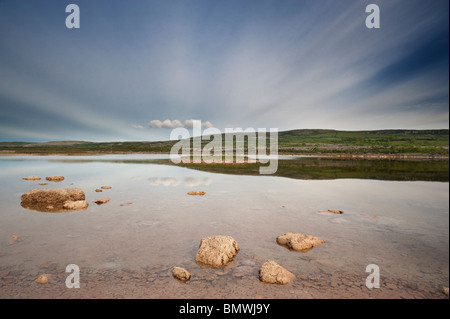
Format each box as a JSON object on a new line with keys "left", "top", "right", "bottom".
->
{"left": 95, "top": 189, "right": 103, "bottom": 192}
{"left": 259, "top": 260, "right": 294, "bottom": 285}
{"left": 188, "top": 191, "right": 206, "bottom": 196}
{"left": 35, "top": 274, "right": 50, "bottom": 284}
{"left": 94, "top": 198, "right": 110, "bottom": 205}
{"left": 276, "top": 233, "right": 325, "bottom": 252}
{"left": 318, "top": 210, "right": 344, "bottom": 214}
{"left": 39, "top": 183, "right": 48, "bottom": 186}
{"left": 328, "top": 209, "right": 344, "bottom": 214}
{"left": 46, "top": 175, "right": 65, "bottom": 182}
{"left": 21, "top": 188, "right": 85, "bottom": 212}
{"left": 63, "top": 200, "right": 89, "bottom": 210}
{"left": 101, "top": 186, "right": 112, "bottom": 189}
{"left": 11, "top": 235, "right": 19, "bottom": 242}
{"left": 171, "top": 267, "right": 191, "bottom": 282}
{"left": 195, "top": 235, "right": 240, "bottom": 267}
{"left": 22, "top": 176, "right": 41, "bottom": 181}
{"left": 443, "top": 287, "right": 449, "bottom": 297}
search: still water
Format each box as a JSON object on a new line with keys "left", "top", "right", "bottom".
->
{"left": 0, "top": 155, "right": 448, "bottom": 298}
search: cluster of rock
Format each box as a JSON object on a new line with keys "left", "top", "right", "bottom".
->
{"left": 172, "top": 233, "right": 325, "bottom": 285}
{"left": 20, "top": 176, "right": 115, "bottom": 212}
{"left": 22, "top": 175, "right": 64, "bottom": 182}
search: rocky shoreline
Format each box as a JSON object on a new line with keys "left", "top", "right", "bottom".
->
{"left": 0, "top": 255, "right": 447, "bottom": 299}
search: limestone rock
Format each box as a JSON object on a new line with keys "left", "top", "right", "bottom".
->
{"left": 443, "top": 287, "right": 449, "bottom": 297}
{"left": 46, "top": 175, "right": 65, "bottom": 182}
{"left": 171, "top": 267, "right": 191, "bottom": 282}
{"left": 35, "top": 274, "right": 50, "bottom": 284}
{"left": 259, "top": 260, "right": 294, "bottom": 285}
{"left": 276, "top": 232, "right": 325, "bottom": 252}
{"left": 22, "top": 176, "right": 41, "bottom": 181}
{"left": 195, "top": 235, "right": 240, "bottom": 267}
{"left": 188, "top": 191, "right": 206, "bottom": 196}
{"left": 327, "top": 209, "right": 344, "bottom": 214}
{"left": 21, "top": 188, "right": 85, "bottom": 206}
{"left": 63, "top": 200, "right": 89, "bottom": 210}
{"left": 95, "top": 189, "right": 103, "bottom": 192}
{"left": 94, "top": 198, "right": 110, "bottom": 205}
{"left": 101, "top": 186, "right": 112, "bottom": 189}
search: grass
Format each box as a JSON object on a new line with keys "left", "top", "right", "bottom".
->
{"left": 0, "top": 129, "right": 448, "bottom": 156}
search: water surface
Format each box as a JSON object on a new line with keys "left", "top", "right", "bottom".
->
{"left": 0, "top": 155, "right": 448, "bottom": 298}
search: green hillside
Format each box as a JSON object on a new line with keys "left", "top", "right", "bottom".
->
{"left": 0, "top": 129, "right": 448, "bottom": 156}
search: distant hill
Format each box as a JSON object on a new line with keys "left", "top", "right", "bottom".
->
{"left": 0, "top": 129, "right": 448, "bottom": 156}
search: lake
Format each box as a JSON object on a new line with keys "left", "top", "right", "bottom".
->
{"left": 0, "top": 155, "right": 448, "bottom": 298}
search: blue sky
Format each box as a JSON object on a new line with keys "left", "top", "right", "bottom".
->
{"left": 0, "top": 0, "right": 448, "bottom": 142}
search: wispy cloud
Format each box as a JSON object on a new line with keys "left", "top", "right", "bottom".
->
{"left": 0, "top": 0, "right": 447, "bottom": 142}
{"left": 150, "top": 119, "right": 214, "bottom": 129}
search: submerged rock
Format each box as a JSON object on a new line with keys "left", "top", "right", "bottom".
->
{"left": 39, "top": 183, "right": 48, "bottom": 186}
{"left": 188, "top": 191, "right": 206, "bottom": 196}
{"left": 195, "top": 235, "right": 240, "bottom": 267}
{"left": 35, "top": 274, "right": 50, "bottom": 284}
{"left": 171, "top": 267, "right": 191, "bottom": 282}
{"left": 101, "top": 186, "right": 112, "bottom": 190}
{"left": 11, "top": 235, "right": 19, "bottom": 242}
{"left": 276, "top": 233, "right": 325, "bottom": 252}
{"left": 46, "top": 175, "right": 65, "bottom": 182}
{"left": 94, "top": 198, "right": 110, "bottom": 205}
{"left": 95, "top": 189, "right": 103, "bottom": 193}
{"left": 259, "top": 260, "right": 294, "bottom": 285}
{"left": 319, "top": 209, "right": 344, "bottom": 214}
{"left": 63, "top": 200, "right": 89, "bottom": 211}
{"left": 22, "top": 176, "right": 41, "bottom": 181}
{"left": 21, "top": 188, "right": 85, "bottom": 212}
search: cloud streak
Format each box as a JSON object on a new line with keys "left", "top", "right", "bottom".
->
{"left": 149, "top": 119, "right": 214, "bottom": 129}
{"left": 0, "top": 0, "right": 447, "bottom": 142}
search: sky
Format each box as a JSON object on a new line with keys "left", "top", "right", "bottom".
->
{"left": 0, "top": 0, "right": 448, "bottom": 142}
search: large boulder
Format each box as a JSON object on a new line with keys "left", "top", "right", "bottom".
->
{"left": 276, "top": 233, "right": 325, "bottom": 252}
{"left": 259, "top": 260, "right": 294, "bottom": 285}
{"left": 195, "top": 235, "right": 240, "bottom": 267}
{"left": 21, "top": 188, "right": 85, "bottom": 212}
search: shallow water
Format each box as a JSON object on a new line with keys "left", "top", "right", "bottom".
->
{"left": 0, "top": 155, "right": 448, "bottom": 298}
